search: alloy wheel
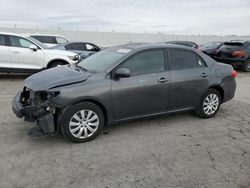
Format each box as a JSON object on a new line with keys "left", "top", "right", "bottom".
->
{"left": 203, "top": 93, "right": 219, "bottom": 115}
{"left": 69, "top": 110, "right": 99, "bottom": 139}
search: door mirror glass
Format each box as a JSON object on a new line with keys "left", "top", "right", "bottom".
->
{"left": 115, "top": 68, "right": 130, "bottom": 78}
{"left": 29, "top": 44, "right": 38, "bottom": 51}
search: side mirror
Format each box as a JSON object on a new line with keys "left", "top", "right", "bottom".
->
{"left": 115, "top": 68, "right": 130, "bottom": 78}
{"left": 74, "top": 54, "right": 81, "bottom": 62}
{"left": 29, "top": 44, "right": 38, "bottom": 51}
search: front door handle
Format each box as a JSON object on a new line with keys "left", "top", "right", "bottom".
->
{"left": 12, "top": 51, "right": 20, "bottom": 54}
{"left": 200, "top": 73, "right": 208, "bottom": 78}
{"left": 157, "top": 77, "right": 169, "bottom": 83}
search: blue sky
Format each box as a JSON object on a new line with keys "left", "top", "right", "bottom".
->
{"left": 0, "top": 0, "right": 249, "bottom": 35}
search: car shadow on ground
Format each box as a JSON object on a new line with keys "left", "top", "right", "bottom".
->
{"left": 25, "top": 111, "right": 197, "bottom": 144}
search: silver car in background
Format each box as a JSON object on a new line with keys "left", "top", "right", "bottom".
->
{"left": 53, "top": 41, "right": 101, "bottom": 60}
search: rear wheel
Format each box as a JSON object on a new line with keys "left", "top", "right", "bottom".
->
{"left": 242, "top": 60, "right": 250, "bottom": 72}
{"left": 48, "top": 61, "right": 67, "bottom": 68}
{"left": 61, "top": 102, "right": 104, "bottom": 143}
{"left": 196, "top": 89, "right": 221, "bottom": 118}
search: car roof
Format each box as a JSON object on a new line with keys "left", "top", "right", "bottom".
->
{"left": 59, "top": 41, "right": 98, "bottom": 45}
{"left": 0, "top": 32, "right": 26, "bottom": 37}
{"left": 0, "top": 32, "right": 68, "bottom": 41}
{"left": 111, "top": 43, "right": 197, "bottom": 51}
{"left": 28, "top": 33, "right": 67, "bottom": 37}
{"left": 230, "top": 40, "right": 250, "bottom": 43}
{"left": 167, "top": 41, "right": 198, "bottom": 44}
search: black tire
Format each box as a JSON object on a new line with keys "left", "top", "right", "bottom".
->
{"left": 61, "top": 102, "right": 104, "bottom": 143}
{"left": 48, "top": 61, "right": 67, "bottom": 68}
{"left": 195, "top": 89, "right": 221, "bottom": 118}
{"left": 241, "top": 60, "right": 250, "bottom": 72}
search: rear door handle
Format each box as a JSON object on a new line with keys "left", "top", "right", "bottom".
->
{"left": 12, "top": 51, "right": 20, "bottom": 54}
{"left": 157, "top": 77, "right": 169, "bottom": 83}
{"left": 200, "top": 73, "right": 208, "bottom": 78}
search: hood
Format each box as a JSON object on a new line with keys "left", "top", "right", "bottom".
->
{"left": 25, "top": 65, "right": 91, "bottom": 91}
{"left": 44, "top": 49, "right": 77, "bottom": 56}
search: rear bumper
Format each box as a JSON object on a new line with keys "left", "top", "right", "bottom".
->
{"left": 221, "top": 79, "right": 236, "bottom": 103}
{"left": 12, "top": 92, "right": 56, "bottom": 134}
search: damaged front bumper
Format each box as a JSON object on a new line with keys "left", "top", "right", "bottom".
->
{"left": 12, "top": 90, "right": 59, "bottom": 135}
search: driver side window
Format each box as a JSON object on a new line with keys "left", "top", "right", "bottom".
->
{"left": 9, "top": 36, "right": 34, "bottom": 48}
{"left": 65, "top": 43, "right": 86, "bottom": 51}
{"left": 120, "top": 49, "right": 165, "bottom": 76}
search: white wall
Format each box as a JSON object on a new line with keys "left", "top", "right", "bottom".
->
{"left": 0, "top": 27, "right": 249, "bottom": 47}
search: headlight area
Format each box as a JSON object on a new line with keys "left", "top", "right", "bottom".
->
{"left": 16, "top": 88, "right": 61, "bottom": 136}
{"left": 32, "top": 91, "right": 60, "bottom": 115}
{"left": 68, "top": 54, "right": 80, "bottom": 61}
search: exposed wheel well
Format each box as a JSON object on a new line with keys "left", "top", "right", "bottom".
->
{"left": 47, "top": 59, "right": 69, "bottom": 68}
{"left": 210, "top": 86, "right": 224, "bottom": 102}
{"left": 63, "top": 99, "right": 108, "bottom": 124}
{"left": 56, "top": 99, "right": 108, "bottom": 133}
{"left": 82, "top": 99, "right": 108, "bottom": 125}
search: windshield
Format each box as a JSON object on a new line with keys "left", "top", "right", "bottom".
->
{"left": 27, "top": 37, "right": 49, "bottom": 49}
{"left": 201, "top": 42, "right": 222, "bottom": 50}
{"left": 78, "top": 48, "right": 129, "bottom": 72}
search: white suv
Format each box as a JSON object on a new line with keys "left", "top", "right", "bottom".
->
{"left": 0, "top": 32, "right": 79, "bottom": 73}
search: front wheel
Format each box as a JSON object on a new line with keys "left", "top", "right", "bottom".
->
{"left": 195, "top": 89, "right": 221, "bottom": 118}
{"left": 61, "top": 102, "right": 104, "bottom": 143}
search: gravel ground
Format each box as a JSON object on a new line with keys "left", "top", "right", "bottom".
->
{"left": 0, "top": 72, "right": 249, "bottom": 188}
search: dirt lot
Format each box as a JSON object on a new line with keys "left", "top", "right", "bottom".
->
{"left": 0, "top": 73, "right": 250, "bottom": 188}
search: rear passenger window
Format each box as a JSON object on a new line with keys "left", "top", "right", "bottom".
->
{"left": 86, "top": 44, "right": 95, "bottom": 51}
{"left": 30, "top": 36, "right": 40, "bottom": 41}
{"left": 33, "top": 36, "right": 56, "bottom": 44}
{"left": 0, "top": 35, "right": 6, "bottom": 46}
{"left": 65, "top": 43, "right": 86, "bottom": 51}
{"left": 169, "top": 49, "right": 198, "bottom": 70}
{"left": 56, "top": 37, "right": 68, "bottom": 44}
{"left": 197, "top": 56, "right": 206, "bottom": 67}
{"left": 246, "top": 43, "right": 250, "bottom": 50}
{"left": 120, "top": 50, "right": 165, "bottom": 76}
{"left": 9, "top": 36, "right": 34, "bottom": 48}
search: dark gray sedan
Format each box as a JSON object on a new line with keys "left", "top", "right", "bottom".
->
{"left": 53, "top": 42, "right": 101, "bottom": 60}
{"left": 12, "top": 43, "right": 236, "bottom": 143}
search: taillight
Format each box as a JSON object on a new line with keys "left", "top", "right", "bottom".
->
{"left": 231, "top": 70, "right": 237, "bottom": 78}
{"left": 232, "top": 50, "right": 246, "bottom": 58}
